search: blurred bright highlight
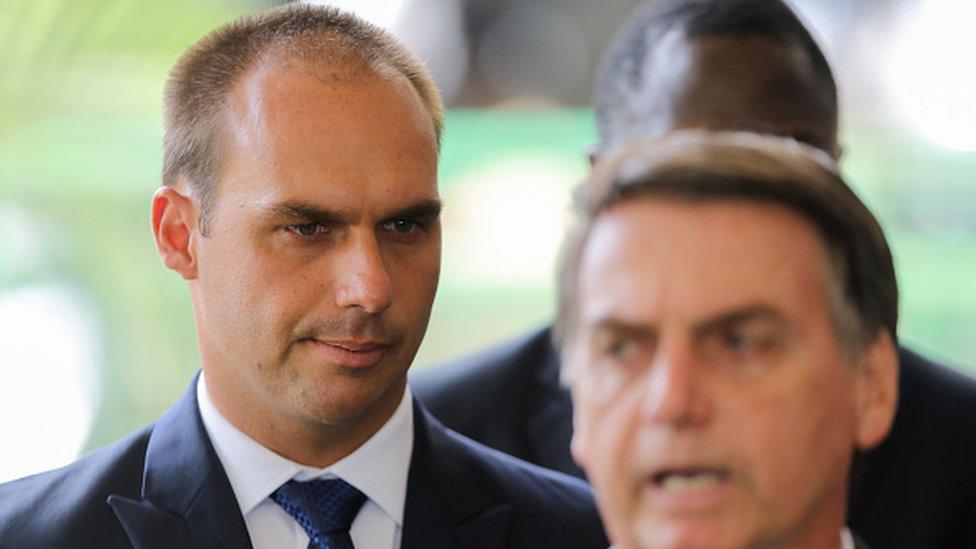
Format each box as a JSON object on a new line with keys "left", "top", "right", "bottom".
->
{"left": 884, "top": 0, "right": 976, "bottom": 152}
{"left": 444, "top": 154, "right": 575, "bottom": 288}
{"left": 0, "top": 285, "right": 101, "bottom": 482}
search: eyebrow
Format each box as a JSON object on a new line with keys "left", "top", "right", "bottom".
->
{"left": 589, "top": 304, "right": 784, "bottom": 338}
{"left": 590, "top": 318, "right": 656, "bottom": 339}
{"left": 383, "top": 199, "right": 443, "bottom": 222}
{"left": 262, "top": 198, "right": 442, "bottom": 225}
{"left": 264, "top": 201, "right": 348, "bottom": 225}
{"left": 693, "top": 304, "right": 786, "bottom": 336}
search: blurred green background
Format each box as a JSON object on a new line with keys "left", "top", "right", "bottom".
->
{"left": 1, "top": 0, "right": 974, "bottom": 482}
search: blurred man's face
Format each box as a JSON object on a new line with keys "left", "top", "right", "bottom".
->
{"left": 569, "top": 198, "right": 893, "bottom": 549}
{"left": 599, "top": 33, "right": 838, "bottom": 159}
{"left": 190, "top": 60, "right": 440, "bottom": 443}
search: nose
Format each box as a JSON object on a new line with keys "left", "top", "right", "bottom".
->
{"left": 641, "top": 339, "right": 711, "bottom": 426}
{"left": 334, "top": 231, "right": 394, "bottom": 314}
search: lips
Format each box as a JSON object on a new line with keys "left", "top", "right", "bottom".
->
{"left": 652, "top": 468, "right": 730, "bottom": 492}
{"left": 645, "top": 466, "right": 733, "bottom": 510}
{"left": 305, "top": 338, "right": 392, "bottom": 368}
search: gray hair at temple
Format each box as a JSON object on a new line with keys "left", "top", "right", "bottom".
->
{"left": 555, "top": 130, "right": 897, "bottom": 381}
{"left": 162, "top": 3, "right": 444, "bottom": 234}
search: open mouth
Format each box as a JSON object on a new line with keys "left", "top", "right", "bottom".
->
{"left": 651, "top": 468, "right": 730, "bottom": 492}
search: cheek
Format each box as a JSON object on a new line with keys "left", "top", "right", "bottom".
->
{"left": 720, "top": 367, "right": 856, "bottom": 506}
{"left": 574, "top": 371, "right": 647, "bottom": 539}
{"left": 573, "top": 359, "right": 649, "bottom": 465}
{"left": 197, "top": 238, "right": 314, "bottom": 340}
{"left": 390, "top": 244, "right": 441, "bottom": 312}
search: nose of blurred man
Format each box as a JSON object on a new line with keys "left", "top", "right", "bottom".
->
{"left": 642, "top": 338, "right": 712, "bottom": 428}
{"left": 333, "top": 231, "right": 395, "bottom": 315}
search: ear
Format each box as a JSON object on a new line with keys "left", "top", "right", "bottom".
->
{"left": 568, "top": 372, "right": 591, "bottom": 470}
{"left": 570, "top": 421, "right": 590, "bottom": 470}
{"left": 854, "top": 329, "right": 899, "bottom": 451}
{"left": 151, "top": 185, "right": 199, "bottom": 280}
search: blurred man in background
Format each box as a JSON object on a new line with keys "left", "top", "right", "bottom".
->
{"left": 414, "top": 0, "right": 976, "bottom": 547}
{"left": 0, "top": 5, "right": 606, "bottom": 548}
{"left": 562, "top": 130, "right": 892, "bottom": 548}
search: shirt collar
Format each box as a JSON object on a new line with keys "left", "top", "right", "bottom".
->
{"left": 608, "top": 528, "right": 855, "bottom": 549}
{"left": 841, "top": 527, "right": 855, "bottom": 549}
{"left": 197, "top": 372, "right": 414, "bottom": 526}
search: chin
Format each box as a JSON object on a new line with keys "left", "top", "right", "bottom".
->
{"left": 635, "top": 519, "right": 750, "bottom": 549}
{"left": 297, "top": 374, "right": 404, "bottom": 425}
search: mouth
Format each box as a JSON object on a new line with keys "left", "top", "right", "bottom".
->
{"left": 644, "top": 466, "right": 733, "bottom": 510}
{"left": 304, "top": 338, "right": 393, "bottom": 368}
{"left": 650, "top": 468, "right": 730, "bottom": 492}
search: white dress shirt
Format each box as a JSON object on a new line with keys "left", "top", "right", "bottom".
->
{"left": 197, "top": 373, "right": 413, "bottom": 549}
{"left": 841, "top": 528, "right": 855, "bottom": 549}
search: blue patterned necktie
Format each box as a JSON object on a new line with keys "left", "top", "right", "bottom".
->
{"left": 271, "top": 477, "right": 368, "bottom": 549}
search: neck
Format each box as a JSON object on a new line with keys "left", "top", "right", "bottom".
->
{"left": 204, "top": 368, "right": 407, "bottom": 468}
{"left": 769, "top": 498, "right": 847, "bottom": 549}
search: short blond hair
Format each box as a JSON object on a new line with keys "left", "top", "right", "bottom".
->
{"left": 162, "top": 3, "right": 444, "bottom": 228}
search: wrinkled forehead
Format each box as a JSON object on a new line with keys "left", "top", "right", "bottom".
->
{"left": 576, "top": 196, "right": 835, "bottom": 324}
{"left": 606, "top": 31, "right": 837, "bottom": 155}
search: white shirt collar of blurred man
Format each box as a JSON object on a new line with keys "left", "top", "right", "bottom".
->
{"left": 606, "top": 528, "right": 855, "bottom": 549}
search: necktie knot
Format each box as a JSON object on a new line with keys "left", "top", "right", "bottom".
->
{"left": 272, "top": 477, "right": 367, "bottom": 548}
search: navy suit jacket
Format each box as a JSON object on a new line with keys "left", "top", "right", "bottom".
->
{"left": 413, "top": 326, "right": 976, "bottom": 549}
{"left": 0, "top": 375, "right": 607, "bottom": 549}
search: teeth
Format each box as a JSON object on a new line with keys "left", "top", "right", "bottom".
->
{"left": 659, "top": 473, "right": 724, "bottom": 491}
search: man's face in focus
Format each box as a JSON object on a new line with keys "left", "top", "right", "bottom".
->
{"left": 569, "top": 198, "right": 893, "bottom": 548}
{"left": 187, "top": 59, "right": 440, "bottom": 438}
{"left": 598, "top": 33, "right": 839, "bottom": 160}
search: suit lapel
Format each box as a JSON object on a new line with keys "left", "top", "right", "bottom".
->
{"left": 852, "top": 531, "right": 872, "bottom": 549}
{"left": 108, "top": 373, "right": 252, "bottom": 549}
{"left": 402, "top": 401, "right": 513, "bottom": 549}
{"left": 524, "top": 333, "right": 583, "bottom": 478}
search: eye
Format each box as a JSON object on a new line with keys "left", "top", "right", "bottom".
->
{"left": 713, "top": 328, "right": 763, "bottom": 357}
{"left": 722, "top": 331, "right": 750, "bottom": 351}
{"left": 701, "top": 322, "right": 784, "bottom": 372}
{"left": 382, "top": 219, "right": 423, "bottom": 235}
{"left": 286, "top": 222, "right": 330, "bottom": 237}
{"left": 600, "top": 334, "right": 647, "bottom": 364}
{"left": 607, "top": 338, "right": 637, "bottom": 360}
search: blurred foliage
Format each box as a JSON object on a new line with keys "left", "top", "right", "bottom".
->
{"left": 0, "top": 0, "right": 264, "bottom": 448}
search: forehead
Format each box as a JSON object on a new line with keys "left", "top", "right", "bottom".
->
{"left": 228, "top": 57, "right": 436, "bottom": 156}
{"left": 217, "top": 58, "right": 438, "bottom": 207}
{"left": 578, "top": 198, "right": 831, "bottom": 324}
{"left": 617, "top": 32, "right": 835, "bottom": 151}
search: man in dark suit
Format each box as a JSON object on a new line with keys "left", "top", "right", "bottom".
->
{"left": 413, "top": 1, "right": 976, "bottom": 547}
{"left": 0, "top": 5, "right": 606, "bottom": 548}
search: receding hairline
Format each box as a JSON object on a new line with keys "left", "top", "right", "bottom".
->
{"left": 203, "top": 52, "right": 439, "bottom": 195}
{"left": 160, "top": 4, "right": 445, "bottom": 236}
{"left": 161, "top": 4, "right": 445, "bottom": 185}
{"left": 253, "top": 29, "right": 440, "bottom": 110}
{"left": 222, "top": 49, "right": 440, "bottom": 141}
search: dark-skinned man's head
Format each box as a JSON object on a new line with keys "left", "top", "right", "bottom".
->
{"left": 593, "top": 0, "right": 839, "bottom": 160}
